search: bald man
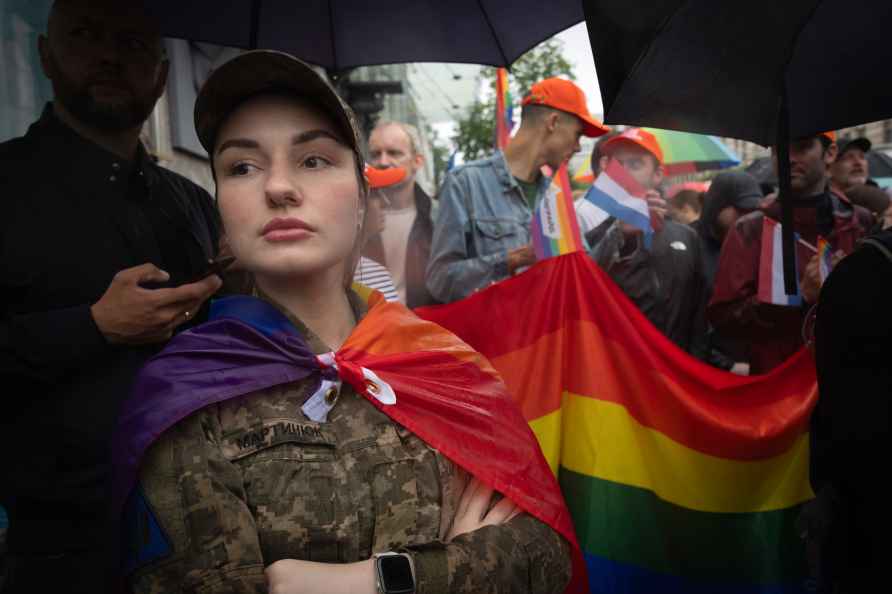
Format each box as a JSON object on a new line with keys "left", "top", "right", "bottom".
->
{"left": 0, "top": 2, "right": 221, "bottom": 591}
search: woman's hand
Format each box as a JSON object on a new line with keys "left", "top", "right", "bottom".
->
{"left": 446, "top": 477, "right": 523, "bottom": 541}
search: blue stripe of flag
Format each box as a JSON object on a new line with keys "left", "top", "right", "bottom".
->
{"left": 583, "top": 185, "right": 654, "bottom": 248}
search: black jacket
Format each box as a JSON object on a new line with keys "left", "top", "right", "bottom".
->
{"left": 0, "top": 105, "right": 219, "bottom": 554}
{"left": 808, "top": 229, "right": 892, "bottom": 591}
{"left": 587, "top": 219, "right": 709, "bottom": 358}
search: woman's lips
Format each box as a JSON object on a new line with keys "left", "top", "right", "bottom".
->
{"left": 261, "top": 217, "right": 315, "bottom": 242}
{"left": 264, "top": 228, "right": 312, "bottom": 242}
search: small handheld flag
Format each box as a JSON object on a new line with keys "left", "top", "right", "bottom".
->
{"left": 758, "top": 218, "right": 804, "bottom": 306}
{"left": 582, "top": 159, "right": 654, "bottom": 247}
{"left": 817, "top": 237, "right": 834, "bottom": 282}
{"left": 531, "top": 163, "right": 584, "bottom": 260}
{"left": 495, "top": 68, "right": 513, "bottom": 150}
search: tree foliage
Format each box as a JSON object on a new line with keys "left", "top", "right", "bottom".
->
{"left": 453, "top": 38, "right": 575, "bottom": 162}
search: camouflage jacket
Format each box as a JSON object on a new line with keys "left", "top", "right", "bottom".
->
{"left": 129, "top": 293, "right": 571, "bottom": 594}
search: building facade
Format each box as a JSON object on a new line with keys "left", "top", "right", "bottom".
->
{"left": 720, "top": 119, "right": 892, "bottom": 169}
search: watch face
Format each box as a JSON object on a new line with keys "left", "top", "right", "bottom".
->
{"left": 380, "top": 555, "right": 414, "bottom": 592}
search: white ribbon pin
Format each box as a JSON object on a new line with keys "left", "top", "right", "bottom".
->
{"left": 316, "top": 352, "right": 396, "bottom": 406}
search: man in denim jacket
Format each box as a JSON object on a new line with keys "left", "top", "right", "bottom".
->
{"left": 426, "top": 78, "right": 609, "bottom": 303}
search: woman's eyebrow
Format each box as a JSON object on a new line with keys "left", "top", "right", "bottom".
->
{"left": 216, "top": 130, "right": 343, "bottom": 157}
{"left": 216, "top": 138, "right": 258, "bottom": 156}
{"left": 292, "top": 129, "right": 344, "bottom": 146}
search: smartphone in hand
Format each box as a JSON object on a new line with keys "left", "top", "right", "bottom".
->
{"left": 186, "top": 256, "right": 236, "bottom": 284}
{"left": 139, "top": 256, "right": 236, "bottom": 290}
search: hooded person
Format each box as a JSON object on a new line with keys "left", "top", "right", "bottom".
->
{"left": 694, "top": 171, "right": 763, "bottom": 289}
{"left": 110, "top": 50, "right": 581, "bottom": 594}
{"left": 691, "top": 172, "right": 763, "bottom": 372}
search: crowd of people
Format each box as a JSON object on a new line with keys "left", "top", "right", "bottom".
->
{"left": 1, "top": 1, "right": 890, "bottom": 594}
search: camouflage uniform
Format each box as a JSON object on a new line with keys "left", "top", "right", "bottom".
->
{"left": 128, "top": 293, "right": 571, "bottom": 594}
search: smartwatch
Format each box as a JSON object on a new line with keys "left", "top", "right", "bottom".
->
{"left": 373, "top": 551, "right": 416, "bottom": 594}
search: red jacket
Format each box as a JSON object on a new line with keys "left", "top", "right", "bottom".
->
{"left": 707, "top": 190, "right": 873, "bottom": 374}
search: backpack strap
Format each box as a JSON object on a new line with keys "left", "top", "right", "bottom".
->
{"left": 861, "top": 237, "right": 892, "bottom": 265}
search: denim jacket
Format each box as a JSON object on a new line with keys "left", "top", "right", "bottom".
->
{"left": 425, "top": 151, "right": 550, "bottom": 303}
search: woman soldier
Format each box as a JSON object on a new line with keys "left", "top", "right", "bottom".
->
{"left": 112, "top": 51, "right": 576, "bottom": 594}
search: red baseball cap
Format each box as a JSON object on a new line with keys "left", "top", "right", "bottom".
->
{"left": 521, "top": 78, "right": 610, "bottom": 138}
{"left": 602, "top": 128, "right": 665, "bottom": 165}
{"left": 364, "top": 165, "right": 406, "bottom": 189}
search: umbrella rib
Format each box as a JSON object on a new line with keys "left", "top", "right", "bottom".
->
{"left": 249, "top": 0, "right": 261, "bottom": 48}
{"left": 475, "top": 0, "right": 510, "bottom": 67}
{"left": 771, "top": 0, "right": 825, "bottom": 136}
{"left": 328, "top": 0, "right": 339, "bottom": 70}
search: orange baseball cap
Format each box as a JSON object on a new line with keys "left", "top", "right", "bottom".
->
{"left": 602, "top": 128, "right": 665, "bottom": 164}
{"left": 364, "top": 165, "right": 406, "bottom": 189}
{"left": 821, "top": 131, "right": 837, "bottom": 143}
{"left": 521, "top": 78, "right": 610, "bottom": 137}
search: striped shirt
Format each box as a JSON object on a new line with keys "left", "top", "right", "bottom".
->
{"left": 354, "top": 257, "right": 399, "bottom": 302}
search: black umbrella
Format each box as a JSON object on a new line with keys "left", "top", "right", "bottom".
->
{"left": 582, "top": 0, "right": 892, "bottom": 292}
{"left": 145, "top": 0, "right": 583, "bottom": 69}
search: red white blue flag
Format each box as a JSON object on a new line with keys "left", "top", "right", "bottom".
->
{"left": 583, "top": 159, "right": 654, "bottom": 247}
{"left": 758, "top": 218, "right": 802, "bottom": 306}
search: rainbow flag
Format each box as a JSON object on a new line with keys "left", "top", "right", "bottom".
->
{"left": 495, "top": 67, "right": 513, "bottom": 150}
{"left": 531, "top": 163, "right": 585, "bottom": 260}
{"left": 418, "top": 252, "right": 816, "bottom": 594}
{"left": 817, "top": 237, "right": 834, "bottom": 282}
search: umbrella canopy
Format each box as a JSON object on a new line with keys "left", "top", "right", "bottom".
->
{"left": 583, "top": 0, "right": 892, "bottom": 145}
{"left": 145, "top": 0, "right": 584, "bottom": 70}
{"left": 572, "top": 159, "right": 595, "bottom": 185}
{"left": 572, "top": 130, "right": 739, "bottom": 183}
{"left": 643, "top": 128, "right": 740, "bottom": 177}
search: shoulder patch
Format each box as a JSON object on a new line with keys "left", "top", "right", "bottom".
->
{"left": 122, "top": 486, "right": 172, "bottom": 575}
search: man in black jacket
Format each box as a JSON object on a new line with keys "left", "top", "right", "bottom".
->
{"left": 581, "top": 128, "right": 709, "bottom": 359}
{"left": 0, "top": 1, "right": 221, "bottom": 592}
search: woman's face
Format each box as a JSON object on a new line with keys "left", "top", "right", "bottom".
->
{"left": 213, "top": 94, "right": 362, "bottom": 282}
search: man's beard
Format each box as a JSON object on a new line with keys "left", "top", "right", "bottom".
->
{"left": 47, "top": 52, "right": 158, "bottom": 132}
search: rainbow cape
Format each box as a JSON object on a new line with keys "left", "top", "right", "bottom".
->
{"left": 495, "top": 67, "right": 513, "bottom": 149}
{"left": 417, "top": 252, "right": 817, "bottom": 594}
{"left": 112, "top": 291, "right": 586, "bottom": 591}
{"left": 532, "top": 163, "right": 585, "bottom": 259}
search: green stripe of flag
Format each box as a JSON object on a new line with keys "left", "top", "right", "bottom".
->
{"left": 559, "top": 468, "right": 808, "bottom": 586}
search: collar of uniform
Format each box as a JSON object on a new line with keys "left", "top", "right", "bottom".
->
{"left": 29, "top": 102, "right": 156, "bottom": 194}
{"left": 253, "top": 287, "right": 369, "bottom": 355}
